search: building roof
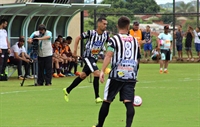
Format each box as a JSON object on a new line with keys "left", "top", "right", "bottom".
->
{"left": 0, "top": 2, "right": 111, "bottom": 16}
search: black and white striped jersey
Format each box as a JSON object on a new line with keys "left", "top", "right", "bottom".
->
{"left": 108, "top": 34, "right": 139, "bottom": 82}
{"left": 81, "top": 30, "right": 109, "bottom": 59}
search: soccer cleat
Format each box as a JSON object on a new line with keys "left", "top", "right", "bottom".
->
{"left": 63, "top": 88, "right": 69, "bottom": 102}
{"left": 58, "top": 73, "right": 65, "bottom": 77}
{"left": 164, "top": 70, "right": 168, "bottom": 74}
{"left": 159, "top": 70, "right": 163, "bottom": 74}
{"left": 95, "top": 97, "right": 103, "bottom": 103}
{"left": 53, "top": 73, "right": 59, "bottom": 78}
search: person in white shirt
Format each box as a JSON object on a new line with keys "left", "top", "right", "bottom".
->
{"left": 0, "top": 19, "right": 10, "bottom": 80}
{"left": 193, "top": 27, "right": 200, "bottom": 62}
{"left": 9, "top": 38, "right": 33, "bottom": 79}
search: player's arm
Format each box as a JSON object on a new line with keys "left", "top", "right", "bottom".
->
{"left": 73, "top": 30, "right": 90, "bottom": 56}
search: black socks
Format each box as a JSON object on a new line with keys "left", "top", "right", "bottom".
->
{"left": 125, "top": 102, "right": 135, "bottom": 127}
{"left": 96, "top": 101, "right": 110, "bottom": 127}
{"left": 93, "top": 77, "right": 100, "bottom": 99}
{"left": 66, "top": 77, "right": 83, "bottom": 93}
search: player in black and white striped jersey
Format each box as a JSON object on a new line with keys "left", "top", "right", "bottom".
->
{"left": 63, "top": 17, "right": 109, "bottom": 103}
{"left": 93, "top": 16, "right": 139, "bottom": 127}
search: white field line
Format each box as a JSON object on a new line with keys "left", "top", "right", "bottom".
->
{"left": 0, "top": 78, "right": 199, "bottom": 95}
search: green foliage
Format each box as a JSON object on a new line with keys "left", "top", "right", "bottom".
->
{"left": 160, "top": 13, "right": 173, "bottom": 24}
{"left": 175, "top": 2, "right": 196, "bottom": 13}
{"left": 84, "top": 18, "right": 94, "bottom": 31}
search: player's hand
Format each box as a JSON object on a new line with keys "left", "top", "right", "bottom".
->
{"left": 100, "top": 71, "right": 105, "bottom": 83}
{"left": 0, "top": 49, "right": 2, "bottom": 53}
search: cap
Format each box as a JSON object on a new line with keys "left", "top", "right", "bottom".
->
{"left": 164, "top": 25, "right": 169, "bottom": 29}
{"left": 133, "top": 21, "right": 139, "bottom": 25}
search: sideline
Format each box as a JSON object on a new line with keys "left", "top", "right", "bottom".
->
{"left": 1, "top": 78, "right": 199, "bottom": 95}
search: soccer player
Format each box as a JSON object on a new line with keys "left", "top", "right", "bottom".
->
{"left": 63, "top": 17, "right": 109, "bottom": 103}
{"left": 93, "top": 16, "right": 139, "bottom": 127}
{"left": 157, "top": 25, "right": 173, "bottom": 74}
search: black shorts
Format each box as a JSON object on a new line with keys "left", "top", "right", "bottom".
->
{"left": 161, "top": 49, "right": 171, "bottom": 60}
{"left": 104, "top": 79, "right": 136, "bottom": 102}
{"left": 82, "top": 57, "right": 99, "bottom": 76}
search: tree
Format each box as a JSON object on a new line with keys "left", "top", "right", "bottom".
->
{"left": 175, "top": 2, "right": 195, "bottom": 13}
{"left": 160, "top": 12, "right": 173, "bottom": 24}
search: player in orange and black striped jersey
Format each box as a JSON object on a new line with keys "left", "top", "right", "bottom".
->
{"left": 52, "top": 39, "right": 65, "bottom": 77}
{"left": 61, "top": 36, "right": 80, "bottom": 76}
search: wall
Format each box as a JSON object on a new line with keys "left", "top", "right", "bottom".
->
{"left": 67, "top": 13, "right": 81, "bottom": 56}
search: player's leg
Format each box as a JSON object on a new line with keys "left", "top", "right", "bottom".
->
{"left": 94, "top": 79, "right": 121, "bottom": 127}
{"left": 121, "top": 82, "right": 136, "bottom": 127}
{"left": 63, "top": 60, "right": 90, "bottom": 102}
{"left": 86, "top": 57, "right": 102, "bottom": 102}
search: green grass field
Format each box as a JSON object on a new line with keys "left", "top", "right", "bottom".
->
{"left": 0, "top": 63, "right": 199, "bottom": 127}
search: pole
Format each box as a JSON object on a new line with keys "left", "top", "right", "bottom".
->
{"left": 197, "top": 0, "right": 199, "bottom": 27}
{"left": 94, "top": 0, "right": 97, "bottom": 29}
{"left": 172, "top": 0, "right": 176, "bottom": 56}
{"left": 80, "top": 11, "right": 84, "bottom": 67}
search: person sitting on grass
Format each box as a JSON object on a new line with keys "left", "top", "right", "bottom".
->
{"left": 151, "top": 46, "right": 160, "bottom": 63}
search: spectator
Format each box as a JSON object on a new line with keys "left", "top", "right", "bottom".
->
{"left": 143, "top": 25, "right": 152, "bottom": 61}
{"left": 9, "top": 38, "right": 33, "bottom": 79}
{"left": 0, "top": 19, "right": 10, "bottom": 81}
{"left": 193, "top": 26, "right": 200, "bottom": 62}
{"left": 129, "top": 21, "right": 143, "bottom": 53}
{"left": 157, "top": 25, "right": 173, "bottom": 74}
{"left": 185, "top": 26, "right": 194, "bottom": 61}
{"left": 151, "top": 46, "right": 160, "bottom": 63}
{"left": 28, "top": 24, "right": 53, "bottom": 86}
{"left": 174, "top": 25, "right": 184, "bottom": 61}
{"left": 63, "top": 17, "right": 109, "bottom": 103}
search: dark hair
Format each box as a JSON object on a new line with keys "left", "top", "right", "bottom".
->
{"left": 19, "top": 38, "right": 25, "bottom": 42}
{"left": 146, "top": 25, "right": 150, "bottom": 28}
{"left": 54, "top": 39, "right": 60, "bottom": 43}
{"left": 58, "top": 35, "right": 63, "bottom": 38}
{"left": 0, "top": 19, "right": 8, "bottom": 25}
{"left": 118, "top": 16, "right": 130, "bottom": 29}
{"left": 133, "top": 21, "right": 139, "bottom": 25}
{"left": 38, "top": 24, "right": 46, "bottom": 30}
{"left": 66, "top": 36, "right": 72, "bottom": 40}
{"left": 97, "top": 17, "right": 106, "bottom": 23}
{"left": 179, "top": 25, "right": 182, "bottom": 28}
